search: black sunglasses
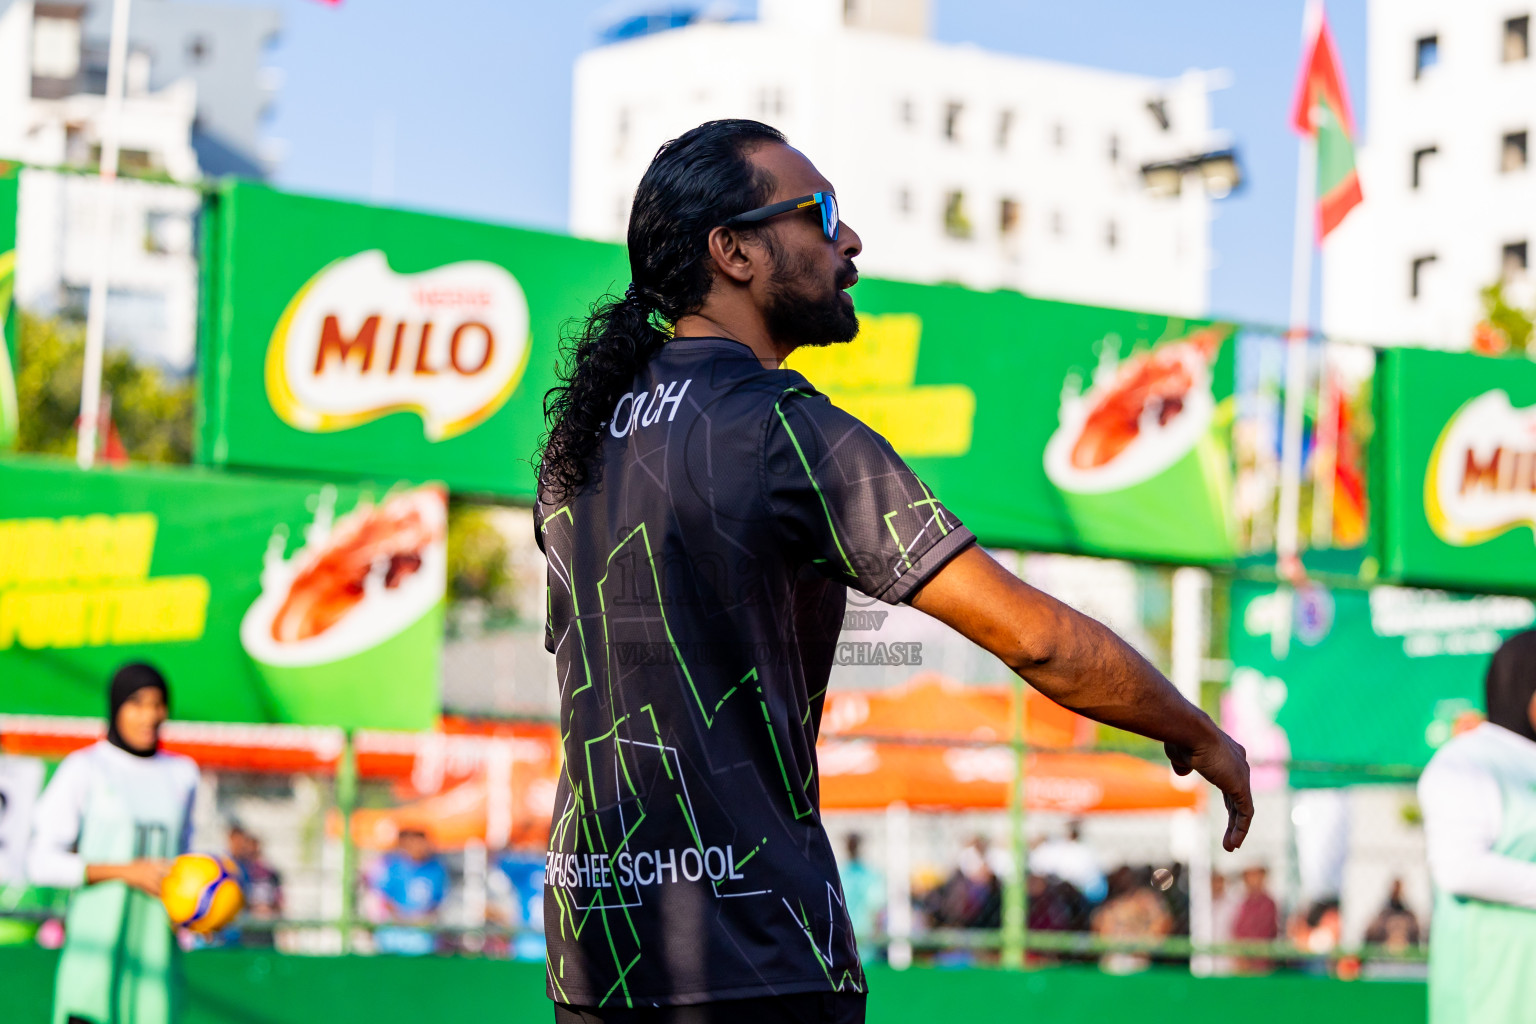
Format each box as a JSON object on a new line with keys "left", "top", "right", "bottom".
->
{"left": 721, "top": 192, "right": 840, "bottom": 242}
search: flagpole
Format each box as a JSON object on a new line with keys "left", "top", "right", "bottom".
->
{"left": 77, "top": 0, "right": 133, "bottom": 469}
{"left": 1277, "top": 0, "right": 1323, "bottom": 579}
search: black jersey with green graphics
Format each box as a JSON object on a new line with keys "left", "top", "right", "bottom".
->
{"left": 536, "top": 337, "right": 974, "bottom": 1008}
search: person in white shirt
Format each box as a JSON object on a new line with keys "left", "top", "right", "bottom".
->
{"left": 1418, "top": 631, "right": 1536, "bottom": 1024}
{"left": 28, "top": 663, "right": 199, "bottom": 1024}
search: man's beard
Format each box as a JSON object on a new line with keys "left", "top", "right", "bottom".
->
{"left": 763, "top": 247, "right": 859, "bottom": 349}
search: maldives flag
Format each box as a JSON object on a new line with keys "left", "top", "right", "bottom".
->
{"left": 1291, "top": 10, "right": 1362, "bottom": 238}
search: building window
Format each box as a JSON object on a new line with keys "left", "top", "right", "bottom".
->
{"left": 615, "top": 108, "right": 630, "bottom": 156}
{"left": 1502, "top": 131, "right": 1528, "bottom": 172}
{"left": 997, "top": 109, "right": 1014, "bottom": 150}
{"left": 144, "top": 211, "right": 191, "bottom": 256}
{"left": 1410, "top": 254, "right": 1438, "bottom": 298}
{"left": 943, "top": 102, "right": 964, "bottom": 142}
{"left": 1506, "top": 16, "right": 1530, "bottom": 62}
{"left": 1105, "top": 220, "right": 1119, "bottom": 250}
{"left": 896, "top": 187, "right": 912, "bottom": 214}
{"left": 999, "top": 197, "right": 1021, "bottom": 237}
{"left": 943, "top": 191, "right": 973, "bottom": 238}
{"left": 1146, "top": 97, "right": 1170, "bottom": 131}
{"left": 32, "top": 14, "right": 81, "bottom": 80}
{"left": 1411, "top": 145, "right": 1438, "bottom": 188}
{"left": 898, "top": 97, "right": 915, "bottom": 126}
{"left": 1108, "top": 134, "right": 1121, "bottom": 164}
{"left": 1415, "top": 35, "right": 1439, "bottom": 79}
{"left": 759, "top": 88, "right": 786, "bottom": 117}
{"left": 1504, "top": 241, "right": 1529, "bottom": 279}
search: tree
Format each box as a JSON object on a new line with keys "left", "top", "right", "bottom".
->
{"left": 1473, "top": 280, "right": 1534, "bottom": 356}
{"left": 14, "top": 312, "right": 193, "bottom": 462}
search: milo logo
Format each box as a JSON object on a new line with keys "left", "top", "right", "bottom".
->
{"left": 265, "top": 250, "right": 530, "bottom": 441}
{"left": 1426, "top": 390, "right": 1536, "bottom": 546}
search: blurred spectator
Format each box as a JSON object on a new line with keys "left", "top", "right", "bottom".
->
{"left": 1090, "top": 866, "right": 1172, "bottom": 973}
{"left": 227, "top": 823, "right": 282, "bottom": 948}
{"left": 1030, "top": 820, "right": 1107, "bottom": 904}
{"left": 1208, "top": 871, "right": 1239, "bottom": 974}
{"left": 1290, "top": 897, "right": 1345, "bottom": 977}
{"left": 490, "top": 848, "right": 547, "bottom": 961}
{"left": 365, "top": 827, "right": 447, "bottom": 956}
{"left": 925, "top": 836, "right": 1002, "bottom": 930}
{"left": 1362, "top": 878, "right": 1421, "bottom": 951}
{"left": 1230, "top": 865, "right": 1280, "bottom": 973}
{"left": 838, "top": 834, "right": 884, "bottom": 953}
{"left": 1026, "top": 872, "right": 1090, "bottom": 933}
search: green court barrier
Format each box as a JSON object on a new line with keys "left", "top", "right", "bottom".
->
{"left": 0, "top": 946, "right": 1425, "bottom": 1024}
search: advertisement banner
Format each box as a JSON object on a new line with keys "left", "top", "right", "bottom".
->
{"left": 1227, "top": 578, "right": 1536, "bottom": 786}
{"left": 1378, "top": 348, "right": 1536, "bottom": 592}
{"left": 0, "top": 455, "right": 443, "bottom": 731}
{"left": 199, "top": 181, "right": 629, "bottom": 498}
{"left": 788, "top": 283, "right": 1238, "bottom": 563}
{"left": 199, "top": 183, "right": 1246, "bottom": 563}
{"left": 0, "top": 169, "right": 17, "bottom": 451}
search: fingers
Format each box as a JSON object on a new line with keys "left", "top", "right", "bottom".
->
{"left": 1221, "top": 774, "right": 1256, "bottom": 852}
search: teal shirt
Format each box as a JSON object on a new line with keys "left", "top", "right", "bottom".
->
{"left": 1421, "top": 724, "right": 1536, "bottom": 1024}
{"left": 29, "top": 742, "right": 198, "bottom": 1024}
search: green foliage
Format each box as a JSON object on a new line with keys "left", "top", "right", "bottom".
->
{"left": 1477, "top": 280, "right": 1535, "bottom": 354}
{"left": 446, "top": 502, "right": 517, "bottom": 619}
{"left": 14, "top": 311, "right": 193, "bottom": 462}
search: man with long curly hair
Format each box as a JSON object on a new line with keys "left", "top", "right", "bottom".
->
{"left": 535, "top": 119, "right": 1252, "bottom": 1024}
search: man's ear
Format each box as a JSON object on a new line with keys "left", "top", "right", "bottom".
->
{"left": 705, "top": 225, "right": 761, "bottom": 285}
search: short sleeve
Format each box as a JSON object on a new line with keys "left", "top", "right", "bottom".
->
{"left": 763, "top": 386, "right": 974, "bottom": 604}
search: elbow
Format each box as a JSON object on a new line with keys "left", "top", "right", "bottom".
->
{"left": 999, "top": 604, "right": 1078, "bottom": 680}
{"left": 1429, "top": 855, "right": 1481, "bottom": 900}
{"left": 1000, "top": 630, "right": 1057, "bottom": 677}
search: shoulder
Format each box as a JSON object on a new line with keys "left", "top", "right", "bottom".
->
{"left": 154, "top": 750, "right": 201, "bottom": 787}
{"left": 1423, "top": 725, "right": 1496, "bottom": 775}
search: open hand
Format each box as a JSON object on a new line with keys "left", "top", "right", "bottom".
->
{"left": 1165, "top": 729, "right": 1253, "bottom": 852}
{"left": 120, "top": 859, "right": 171, "bottom": 897}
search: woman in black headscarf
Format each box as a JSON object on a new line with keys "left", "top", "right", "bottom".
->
{"left": 27, "top": 663, "right": 201, "bottom": 1024}
{"left": 1419, "top": 630, "right": 1536, "bottom": 1023}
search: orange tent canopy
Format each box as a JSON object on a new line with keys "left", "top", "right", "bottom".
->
{"left": 820, "top": 674, "right": 1097, "bottom": 749}
{"left": 816, "top": 675, "right": 1197, "bottom": 814}
{"left": 817, "top": 741, "right": 1198, "bottom": 814}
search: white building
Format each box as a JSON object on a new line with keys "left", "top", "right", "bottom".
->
{"left": 0, "top": 0, "right": 279, "bottom": 370}
{"left": 1323, "top": 1, "right": 1536, "bottom": 349}
{"left": 570, "top": 0, "right": 1232, "bottom": 317}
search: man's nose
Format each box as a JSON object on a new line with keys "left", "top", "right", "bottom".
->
{"left": 840, "top": 222, "right": 862, "bottom": 260}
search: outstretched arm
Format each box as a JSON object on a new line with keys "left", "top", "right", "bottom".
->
{"left": 910, "top": 546, "right": 1253, "bottom": 851}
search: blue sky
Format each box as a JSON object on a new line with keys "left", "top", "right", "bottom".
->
{"left": 232, "top": 0, "right": 1367, "bottom": 328}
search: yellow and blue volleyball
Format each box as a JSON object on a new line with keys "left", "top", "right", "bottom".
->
{"left": 161, "top": 854, "right": 245, "bottom": 933}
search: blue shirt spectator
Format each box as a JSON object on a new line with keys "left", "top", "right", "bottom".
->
{"left": 366, "top": 828, "right": 446, "bottom": 956}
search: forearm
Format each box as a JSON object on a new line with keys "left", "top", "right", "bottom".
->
{"left": 913, "top": 547, "right": 1215, "bottom": 747}
{"left": 84, "top": 863, "right": 134, "bottom": 886}
{"left": 1432, "top": 848, "right": 1536, "bottom": 911}
{"left": 1020, "top": 602, "right": 1215, "bottom": 748}
{"left": 26, "top": 847, "right": 85, "bottom": 889}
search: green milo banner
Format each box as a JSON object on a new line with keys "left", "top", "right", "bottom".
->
{"left": 788, "top": 290, "right": 1236, "bottom": 562}
{"left": 1378, "top": 347, "right": 1536, "bottom": 593}
{"left": 200, "top": 182, "right": 1240, "bottom": 562}
{"left": 0, "top": 168, "right": 18, "bottom": 451}
{"left": 199, "top": 180, "right": 629, "bottom": 498}
{"left": 1228, "top": 578, "right": 1535, "bottom": 786}
{"left": 0, "top": 455, "right": 443, "bottom": 730}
